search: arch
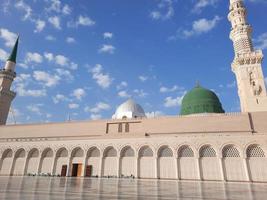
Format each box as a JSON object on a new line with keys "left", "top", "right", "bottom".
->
{"left": 54, "top": 147, "right": 69, "bottom": 176}
{"left": 25, "top": 148, "right": 39, "bottom": 175}
{"left": 70, "top": 147, "right": 84, "bottom": 177}
{"left": 12, "top": 148, "right": 26, "bottom": 176}
{"left": 120, "top": 146, "right": 135, "bottom": 177}
{"left": 86, "top": 147, "right": 101, "bottom": 177}
{"left": 71, "top": 147, "right": 84, "bottom": 158}
{"left": 178, "top": 145, "right": 194, "bottom": 157}
{"left": 157, "top": 146, "right": 175, "bottom": 179}
{"left": 87, "top": 147, "right": 100, "bottom": 157}
{"left": 246, "top": 144, "right": 267, "bottom": 182}
{"left": 199, "top": 145, "right": 221, "bottom": 181}
{"left": 103, "top": 146, "right": 118, "bottom": 176}
{"left": 0, "top": 149, "right": 13, "bottom": 175}
{"left": 158, "top": 146, "right": 173, "bottom": 157}
{"left": 103, "top": 147, "right": 117, "bottom": 157}
{"left": 120, "top": 146, "right": 135, "bottom": 157}
{"left": 222, "top": 145, "right": 240, "bottom": 157}
{"left": 246, "top": 144, "right": 265, "bottom": 158}
{"left": 138, "top": 146, "right": 155, "bottom": 178}
{"left": 139, "top": 146, "right": 153, "bottom": 157}
{"left": 178, "top": 145, "right": 197, "bottom": 180}
{"left": 199, "top": 145, "right": 216, "bottom": 157}
{"left": 222, "top": 144, "right": 246, "bottom": 181}
{"left": 40, "top": 148, "right": 54, "bottom": 174}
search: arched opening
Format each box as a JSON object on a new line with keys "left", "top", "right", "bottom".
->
{"left": 103, "top": 147, "right": 118, "bottom": 177}
{"left": 158, "top": 146, "right": 175, "bottom": 179}
{"left": 138, "top": 146, "right": 155, "bottom": 178}
{"left": 199, "top": 145, "right": 221, "bottom": 180}
{"left": 86, "top": 147, "right": 100, "bottom": 177}
{"left": 40, "top": 148, "right": 53, "bottom": 174}
{"left": 120, "top": 146, "right": 135, "bottom": 177}
{"left": 70, "top": 147, "right": 84, "bottom": 177}
{"left": 12, "top": 149, "right": 26, "bottom": 176}
{"left": 25, "top": 148, "right": 39, "bottom": 175}
{"left": 246, "top": 144, "right": 267, "bottom": 182}
{"left": 0, "top": 149, "right": 13, "bottom": 175}
{"left": 54, "top": 148, "right": 68, "bottom": 176}
{"left": 178, "top": 145, "right": 197, "bottom": 180}
{"left": 222, "top": 145, "right": 246, "bottom": 181}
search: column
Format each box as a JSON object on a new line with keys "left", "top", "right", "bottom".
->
{"left": 175, "top": 156, "right": 179, "bottom": 180}
{"left": 22, "top": 153, "right": 29, "bottom": 175}
{"left": 9, "top": 153, "right": 15, "bottom": 176}
{"left": 243, "top": 157, "right": 251, "bottom": 181}
{"left": 117, "top": 156, "right": 121, "bottom": 177}
{"left": 196, "top": 157, "right": 202, "bottom": 180}
{"left": 82, "top": 156, "right": 87, "bottom": 177}
{"left": 50, "top": 154, "right": 57, "bottom": 175}
{"left": 36, "top": 153, "right": 43, "bottom": 174}
{"left": 98, "top": 157, "right": 103, "bottom": 177}
{"left": 219, "top": 157, "right": 226, "bottom": 181}
{"left": 154, "top": 156, "right": 158, "bottom": 179}
{"left": 135, "top": 156, "right": 139, "bottom": 178}
{"left": 66, "top": 156, "right": 72, "bottom": 176}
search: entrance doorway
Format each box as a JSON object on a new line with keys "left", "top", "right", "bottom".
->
{"left": 85, "top": 165, "right": 93, "bottom": 177}
{"left": 61, "top": 165, "right": 67, "bottom": 177}
{"left": 71, "top": 163, "right": 83, "bottom": 177}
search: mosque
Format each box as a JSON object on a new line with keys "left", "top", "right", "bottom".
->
{"left": 0, "top": 0, "right": 267, "bottom": 182}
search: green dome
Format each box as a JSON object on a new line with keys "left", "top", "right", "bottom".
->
{"left": 180, "top": 85, "right": 225, "bottom": 115}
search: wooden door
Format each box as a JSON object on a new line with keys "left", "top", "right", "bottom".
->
{"left": 61, "top": 165, "right": 67, "bottom": 177}
{"left": 77, "top": 164, "right": 83, "bottom": 177}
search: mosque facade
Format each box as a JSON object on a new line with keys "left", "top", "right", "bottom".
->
{"left": 0, "top": 0, "right": 267, "bottom": 182}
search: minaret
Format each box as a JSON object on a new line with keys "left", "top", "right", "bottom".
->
{"left": 0, "top": 37, "right": 18, "bottom": 125}
{"left": 228, "top": 0, "right": 267, "bottom": 112}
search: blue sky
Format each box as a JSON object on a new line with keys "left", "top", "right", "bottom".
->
{"left": 1, "top": 0, "right": 267, "bottom": 124}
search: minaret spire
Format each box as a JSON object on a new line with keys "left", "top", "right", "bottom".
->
{"left": 7, "top": 36, "right": 19, "bottom": 63}
{"left": 228, "top": 0, "right": 267, "bottom": 112}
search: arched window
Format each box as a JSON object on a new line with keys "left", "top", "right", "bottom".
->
{"left": 178, "top": 146, "right": 194, "bottom": 157}
{"left": 158, "top": 147, "right": 173, "bottom": 157}
{"left": 104, "top": 147, "right": 117, "bottom": 157}
{"left": 246, "top": 145, "right": 265, "bottom": 157}
{"left": 121, "top": 146, "right": 135, "bottom": 157}
{"left": 222, "top": 145, "right": 240, "bottom": 157}
{"left": 125, "top": 123, "right": 129, "bottom": 132}
{"left": 88, "top": 147, "right": 100, "bottom": 157}
{"left": 200, "top": 145, "right": 216, "bottom": 157}
{"left": 118, "top": 123, "right": 122, "bottom": 132}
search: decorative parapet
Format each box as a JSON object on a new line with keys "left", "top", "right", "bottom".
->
{"left": 232, "top": 50, "right": 263, "bottom": 67}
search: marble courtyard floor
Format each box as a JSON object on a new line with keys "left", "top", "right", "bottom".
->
{"left": 0, "top": 177, "right": 267, "bottom": 200}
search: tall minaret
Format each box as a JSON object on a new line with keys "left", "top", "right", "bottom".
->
{"left": 228, "top": 0, "right": 267, "bottom": 112}
{"left": 0, "top": 37, "right": 19, "bottom": 125}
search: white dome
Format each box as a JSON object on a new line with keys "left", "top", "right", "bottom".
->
{"left": 113, "top": 99, "right": 146, "bottom": 119}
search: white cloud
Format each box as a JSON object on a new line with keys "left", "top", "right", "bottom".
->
{"left": 68, "top": 15, "right": 96, "bottom": 28}
{"left": 133, "top": 89, "right": 148, "bottom": 98}
{"left": 90, "top": 114, "right": 102, "bottom": 120}
{"left": 68, "top": 103, "right": 79, "bottom": 109}
{"left": 62, "top": 5, "right": 71, "bottom": 15}
{"left": 160, "top": 85, "right": 183, "bottom": 93}
{"left": 0, "top": 28, "right": 17, "bottom": 48}
{"left": 98, "top": 44, "right": 115, "bottom": 54}
{"left": 44, "top": 52, "right": 54, "bottom": 61}
{"left": 192, "top": 0, "right": 219, "bottom": 13}
{"left": 48, "top": 16, "right": 61, "bottom": 30}
{"left": 184, "top": 16, "right": 221, "bottom": 38}
{"left": 66, "top": 37, "right": 76, "bottom": 43}
{"left": 118, "top": 91, "right": 131, "bottom": 98}
{"left": 150, "top": 0, "right": 174, "bottom": 20}
{"left": 146, "top": 111, "right": 164, "bottom": 118}
{"left": 138, "top": 75, "right": 148, "bottom": 82}
{"left": 103, "top": 32, "right": 113, "bottom": 39}
{"left": 164, "top": 96, "right": 184, "bottom": 108}
{"left": 86, "top": 102, "right": 110, "bottom": 113}
{"left": 91, "top": 64, "right": 113, "bottom": 89}
{"left": 55, "top": 68, "right": 74, "bottom": 81}
{"left": 33, "top": 71, "right": 60, "bottom": 87}
{"left": 0, "top": 48, "right": 8, "bottom": 61}
{"left": 34, "top": 20, "right": 46, "bottom": 33}
{"left": 46, "top": 0, "right": 71, "bottom": 15}
{"left": 52, "top": 94, "right": 67, "bottom": 104}
{"left": 15, "top": 0, "right": 32, "bottom": 20}
{"left": 45, "top": 35, "right": 56, "bottom": 41}
{"left": 16, "top": 86, "right": 46, "bottom": 97}
{"left": 44, "top": 52, "right": 78, "bottom": 70}
{"left": 255, "top": 32, "right": 267, "bottom": 50}
{"left": 116, "top": 81, "right": 128, "bottom": 90}
{"left": 25, "top": 52, "right": 43, "bottom": 64}
{"left": 72, "top": 88, "right": 86, "bottom": 100}
{"left": 27, "top": 104, "right": 42, "bottom": 115}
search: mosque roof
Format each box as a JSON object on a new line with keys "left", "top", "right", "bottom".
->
{"left": 180, "top": 85, "right": 225, "bottom": 115}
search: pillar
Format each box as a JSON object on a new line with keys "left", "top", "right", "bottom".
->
{"left": 196, "top": 157, "right": 202, "bottom": 180}
{"left": 135, "top": 156, "right": 139, "bottom": 178}
{"left": 219, "top": 157, "right": 226, "bottom": 181}
{"left": 175, "top": 156, "right": 179, "bottom": 180}
{"left": 22, "top": 151, "right": 29, "bottom": 175}
{"left": 66, "top": 156, "right": 72, "bottom": 176}
{"left": 9, "top": 153, "right": 15, "bottom": 176}
{"left": 154, "top": 156, "right": 158, "bottom": 179}
{"left": 50, "top": 153, "right": 57, "bottom": 175}
{"left": 98, "top": 157, "right": 103, "bottom": 177}
{"left": 243, "top": 157, "right": 251, "bottom": 181}
{"left": 117, "top": 156, "right": 120, "bottom": 177}
{"left": 36, "top": 152, "right": 43, "bottom": 174}
{"left": 82, "top": 156, "right": 87, "bottom": 177}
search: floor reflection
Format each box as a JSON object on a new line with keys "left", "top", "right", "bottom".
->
{"left": 0, "top": 177, "right": 266, "bottom": 199}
